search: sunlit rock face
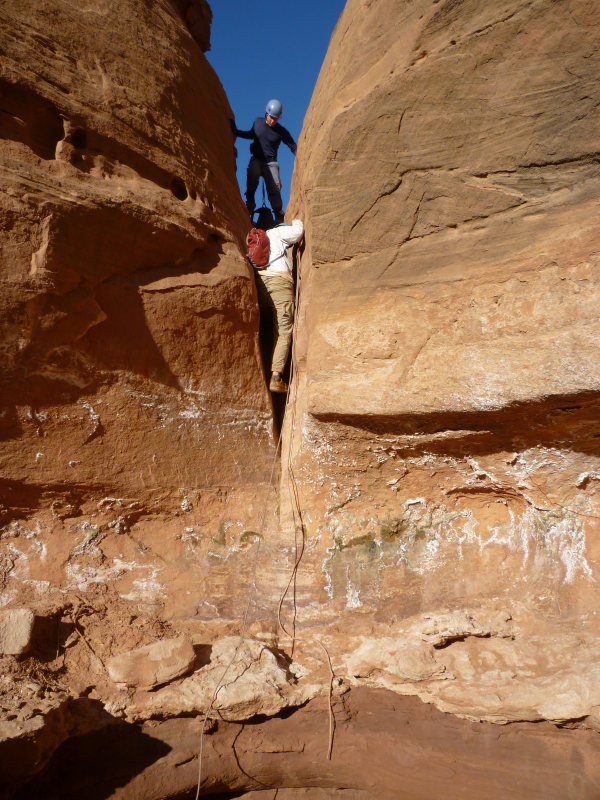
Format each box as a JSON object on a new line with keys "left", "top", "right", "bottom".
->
{"left": 286, "top": 0, "right": 600, "bottom": 739}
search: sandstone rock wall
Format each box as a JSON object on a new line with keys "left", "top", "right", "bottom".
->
{"left": 285, "top": 0, "right": 600, "bottom": 733}
{"left": 0, "top": 1, "right": 285, "bottom": 792}
{"left": 0, "top": 0, "right": 277, "bottom": 618}
{"left": 12, "top": 689, "right": 600, "bottom": 800}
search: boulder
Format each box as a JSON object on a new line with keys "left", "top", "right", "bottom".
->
{"left": 0, "top": 608, "right": 34, "bottom": 655}
{"left": 123, "top": 637, "right": 320, "bottom": 722}
{"left": 106, "top": 635, "right": 196, "bottom": 688}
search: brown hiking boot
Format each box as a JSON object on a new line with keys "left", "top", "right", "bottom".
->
{"left": 269, "top": 375, "right": 288, "bottom": 393}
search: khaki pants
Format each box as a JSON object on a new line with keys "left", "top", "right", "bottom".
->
{"left": 254, "top": 272, "right": 294, "bottom": 373}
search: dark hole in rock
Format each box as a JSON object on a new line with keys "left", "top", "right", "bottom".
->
{"left": 192, "top": 643, "right": 212, "bottom": 669}
{"left": 70, "top": 128, "right": 87, "bottom": 149}
{"left": 188, "top": 187, "right": 197, "bottom": 200}
{"left": 170, "top": 177, "right": 188, "bottom": 201}
{"left": 0, "top": 79, "right": 64, "bottom": 159}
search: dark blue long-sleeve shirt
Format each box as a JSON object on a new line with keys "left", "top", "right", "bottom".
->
{"left": 235, "top": 117, "right": 297, "bottom": 163}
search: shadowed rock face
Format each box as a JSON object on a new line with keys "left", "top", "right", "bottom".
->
{"left": 10, "top": 689, "right": 600, "bottom": 800}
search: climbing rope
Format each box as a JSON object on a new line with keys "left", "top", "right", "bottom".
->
{"left": 194, "top": 231, "right": 336, "bottom": 797}
{"left": 277, "top": 245, "right": 306, "bottom": 649}
{"left": 194, "top": 236, "right": 303, "bottom": 798}
{"left": 275, "top": 246, "right": 337, "bottom": 758}
{"left": 194, "top": 431, "right": 282, "bottom": 800}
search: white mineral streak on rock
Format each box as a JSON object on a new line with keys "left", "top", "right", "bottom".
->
{"left": 0, "top": 590, "right": 18, "bottom": 609}
{"left": 345, "top": 567, "right": 362, "bottom": 609}
{"left": 120, "top": 567, "right": 166, "bottom": 603}
{"left": 65, "top": 558, "right": 165, "bottom": 602}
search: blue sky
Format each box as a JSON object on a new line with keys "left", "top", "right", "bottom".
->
{"left": 206, "top": 0, "right": 347, "bottom": 212}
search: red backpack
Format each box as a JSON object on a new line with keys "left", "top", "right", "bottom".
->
{"left": 246, "top": 228, "right": 270, "bottom": 269}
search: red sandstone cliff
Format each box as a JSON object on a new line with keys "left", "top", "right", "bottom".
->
{"left": 0, "top": 0, "right": 275, "bottom": 515}
{"left": 2, "top": 0, "right": 600, "bottom": 798}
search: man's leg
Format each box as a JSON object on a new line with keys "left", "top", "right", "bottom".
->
{"left": 254, "top": 272, "right": 280, "bottom": 384}
{"left": 264, "top": 275, "right": 294, "bottom": 390}
{"left": 245, "top": 157, "right": 262, "bottom": 213}
{"left": 262, "top": 161, "right": 283, "bottom": 217}
{"left": 254, "top": 272, "right": 294, "bottom": 391}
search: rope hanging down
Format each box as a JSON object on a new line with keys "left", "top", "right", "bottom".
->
{"left": 194, "top": 236, "right": 331, "bottom": 798}
{"left": 277, "top": 242, "right": 306, "bottom": 649}
{"left": 275, "top": 242, "right": 336, "bottom": 760}
{"left": 194, "top": 432, "right": 282, "bottom": 800}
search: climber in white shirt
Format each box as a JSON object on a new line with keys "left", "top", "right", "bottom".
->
{"left": 254, "top": 219, "right": 304, "bottom": 392}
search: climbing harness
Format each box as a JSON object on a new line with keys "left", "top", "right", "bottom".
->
{"left": 253, "top": 180, "right": 274, "bottom": 230}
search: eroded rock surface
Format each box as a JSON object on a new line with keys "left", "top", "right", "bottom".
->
{"left": 0, "top": 0, "right": 282, "bottom": 793}
{"left": 12, "top": 689, "right": 600, "bottom": 800}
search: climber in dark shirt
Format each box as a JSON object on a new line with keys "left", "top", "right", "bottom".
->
{"left": 232, "top": 99, "right": 297, "bottom": 224}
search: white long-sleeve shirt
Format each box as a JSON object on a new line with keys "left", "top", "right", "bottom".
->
{"left": 264, "top": 219, "right": 304, "bottom": 280}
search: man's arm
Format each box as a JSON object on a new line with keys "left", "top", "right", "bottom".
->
{"left": 279, "top": 126, "right": 297, "bottom": 155}
{"left": 273, "top": 219, "right": 304, "bottom": 246}
{"left": 231, "top": 119, "right": 256, "bottom": 139}
{"left": 234, "top": 125, "right": 254, "bottom": 140}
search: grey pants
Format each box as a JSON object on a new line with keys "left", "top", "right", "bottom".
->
{"left": 246, "top": 158, "right": 283, "bottom": 213}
